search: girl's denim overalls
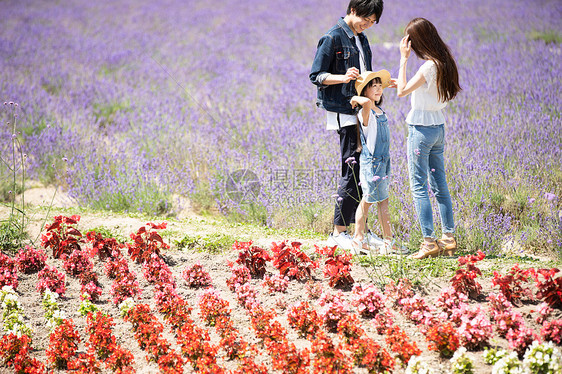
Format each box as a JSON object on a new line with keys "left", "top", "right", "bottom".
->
{"left": 359, "top": 109, "right": 391, "bottom": 204}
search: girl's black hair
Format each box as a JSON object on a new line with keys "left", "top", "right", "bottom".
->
{"left": 362, "top": 77, "right": 383, "bottom": 105}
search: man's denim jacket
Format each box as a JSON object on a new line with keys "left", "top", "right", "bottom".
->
{"left": 310, "top": 18, "right": 373, "bottom": 115}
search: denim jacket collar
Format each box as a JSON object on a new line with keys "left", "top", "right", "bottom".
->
{"left": 337, "top": 17, "right": 359, "bottom": 40}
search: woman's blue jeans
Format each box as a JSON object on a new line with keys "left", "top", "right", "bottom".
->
{"left": 407, "top": 124, "right": 455, "bottom": 238}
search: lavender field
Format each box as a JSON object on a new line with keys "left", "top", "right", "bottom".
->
{"left": 1, "top": 0, "right": 561, "bottom": 254}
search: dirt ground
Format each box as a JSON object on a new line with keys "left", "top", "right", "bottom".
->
{"left": 1, "top": 188, "right": 561, "bottom": 373}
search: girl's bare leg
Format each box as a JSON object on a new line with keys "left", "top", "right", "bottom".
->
{"left": 377, "top": 199, "right": 393, "bottom": 240}
{"left": 354, "top": 199, "right": 373, "bottom": 242}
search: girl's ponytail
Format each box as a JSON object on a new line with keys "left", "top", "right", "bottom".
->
{"left": 355, "top": 121, "right": 363, "bottom": 153}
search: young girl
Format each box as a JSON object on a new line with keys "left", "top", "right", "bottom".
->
{"left": 397, "top": 18, "right": 461, "bottom": 259}
{"left": 349, "top": 70, "right": 404, "bottom": 255}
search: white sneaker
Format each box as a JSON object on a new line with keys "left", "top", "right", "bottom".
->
{"left": 326, "top": 231, "right": 354, "bottom": 251}
{"left": 379, "top": 238, "right": 409, "bottom": 255}
{"left": 350, "top": 238, "right": 371, "bottom": 256}
{"left": 364, "top": 231, "right": 385, "bottom": 250}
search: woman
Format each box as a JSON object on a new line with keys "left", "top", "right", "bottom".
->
{"left": 396, "top": 18, "right": 460, "bottom": 259}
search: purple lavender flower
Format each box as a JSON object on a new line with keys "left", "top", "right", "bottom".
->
{"left": 0, "top": 0, "right": 559, "bottom": 250}
{"left": 545, "top": 193, "right": 557, "bottom": 201}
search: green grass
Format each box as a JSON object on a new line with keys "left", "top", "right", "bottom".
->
{"left": 354, "top": 248, "right": 562, "bottom": 292}
{"left": 174, "top": 232, "right": 237, "bottom": 253}
{"left": 227, "top": 201, "right": 269, "bottom": 227}
{"left": 528, "top": 30, "right": 561, "bottom": 44}
{"left": 85, "top": 225, "right": 128, "bottom": 243}
{"left": 92, "top": 100, "right": 130, "bottom": 129}
{"left": 20, "top": 116, "right": 48, "bottom": 137}
{"left": 357, "top": 254, "right": 459, "bottom": 287}
{"left": 81, "top": 172, "right": 173, "bottom": 216}
{"left": 270, "top": 202, "right": 334, "bottom": 235}
{"left": 189, "top": 181, "right": 219, "bottom": 216}
{"left": 0, "top": 178, "right": 23, "bottom": 203}
{"left": 0, "top": 219, "right": 28, "bottom": 253}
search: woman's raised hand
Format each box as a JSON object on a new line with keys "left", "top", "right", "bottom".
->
{"left": 400, "top": 35, "right": 411, "bottom": 60}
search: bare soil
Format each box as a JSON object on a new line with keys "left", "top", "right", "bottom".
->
{"left": 1, "top": 189, "right": 560, "bottom": 373}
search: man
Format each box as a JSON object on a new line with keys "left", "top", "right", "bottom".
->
{"left": 310, "top": 0, "right": 385, "bottom": 251}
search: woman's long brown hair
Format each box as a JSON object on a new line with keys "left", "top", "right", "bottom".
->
{"left": 404, "top": 18, "right": 461, "bottom": 102}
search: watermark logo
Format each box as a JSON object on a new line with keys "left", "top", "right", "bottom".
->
{"left": 225, "top": 168, "right": 340, "bottom": 205}
{"left": 225, "top": 169, "right": 261, "bottom": 204}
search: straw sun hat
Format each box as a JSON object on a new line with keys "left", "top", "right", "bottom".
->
{"left": 355, "top": 69, "right": 391, "bottom": 96}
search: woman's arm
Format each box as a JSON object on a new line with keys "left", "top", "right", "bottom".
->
{"left": 396, "top": 35, "right": 426, "bottom": 97}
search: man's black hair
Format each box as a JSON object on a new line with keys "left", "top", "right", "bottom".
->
{"left": 347, "top": 0, "right": 384, "bottom": 23}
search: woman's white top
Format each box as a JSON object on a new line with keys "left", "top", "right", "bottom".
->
{"left": 358, "top": 107, "right": 382, "bottom": 155}
{"left": 406, "top": 60, "right": 447, "bottom": 126}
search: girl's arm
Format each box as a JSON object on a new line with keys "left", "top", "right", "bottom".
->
{"left": 350, "top": 96, "right": 372, "bottom": 125}
{"left": 396, "top": 35, "right": 426, "bottom": 97}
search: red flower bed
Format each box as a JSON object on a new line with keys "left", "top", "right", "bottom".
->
{"left": 4, "top": 217, "right": 561, "bottom": 373}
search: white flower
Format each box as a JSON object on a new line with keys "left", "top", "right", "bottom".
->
{"left": 43, "top": 289, "right": 59, "bottom": 302}
{"left": 451, "top": 347, "right": 467, "bottom": 361}
{"left": 1, "top": 285, "right": 16, "bottom": 294}
{"left": 450, "top": 347, "right": 474, "bottom": 374}
{"left": 119, "top": 297, "right": 135, "bottom": 316}
{"left": 523, "top": 341, "right": 562, "bottom": 374}
{"left": 53, "top": 309, "right": 66, "bottom": 320}
{"left": 484, "top": 348, "right": 509, "bottom": 365}
{"left": 492, "top": 352, "right": 523, "bottom": 374}
{"left": 406, "top": 356, "right": 436, "bottom": 374}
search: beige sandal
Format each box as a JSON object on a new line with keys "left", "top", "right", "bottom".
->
{"left": 437, "top": 236, "right": 457, "bottom": 256}
{"left": 410, "top": 239, "right": 440, "bottom": 259}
